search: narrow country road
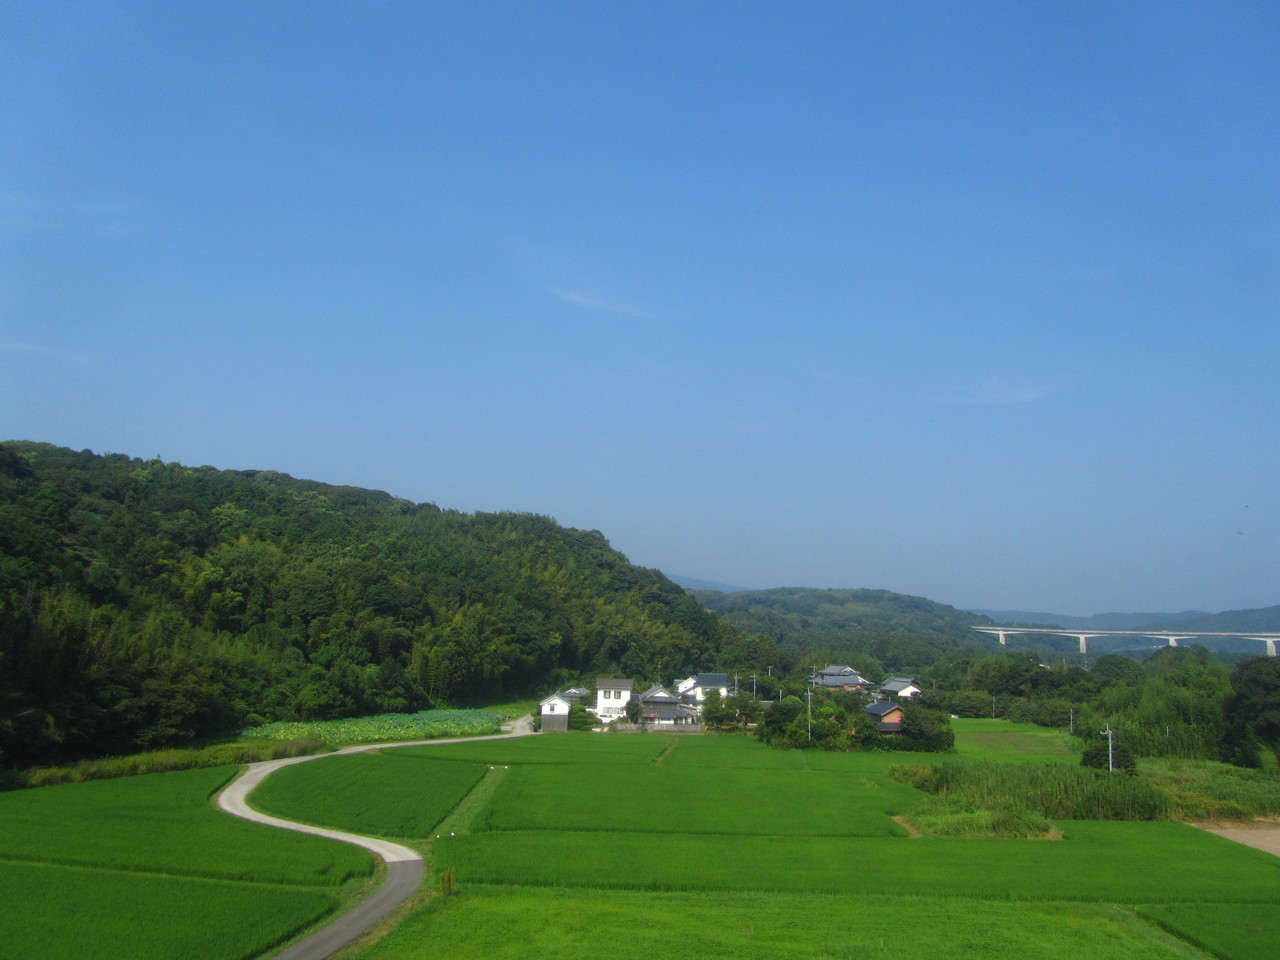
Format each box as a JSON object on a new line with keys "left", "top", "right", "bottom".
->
{"left": 216, "top": 715, "right": 537, "bottom": 960}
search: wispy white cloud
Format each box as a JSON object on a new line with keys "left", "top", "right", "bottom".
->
{"left": 948, "top": 375, "right": 1064, "bottom": 406}
{"left": 0, "top": 338, "right": 97, "bottom": 366}
{"left": 552, "top": 288, "right": 653, "bottom": 320}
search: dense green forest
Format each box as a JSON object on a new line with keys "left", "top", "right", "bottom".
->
{"left": 0, "top": 442, "right": 777, "bottom": 767}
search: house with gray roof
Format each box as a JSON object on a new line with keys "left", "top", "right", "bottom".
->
{"left": 876, "top": 677, "right": 920, "bottom": 699}
{"left": 676, "top": 673, "right": 731, "bottom": 702}
{"left": 635, "top": 684, "right": 700, "bottom": 726}
{"left": 811, "top": 665, "right": 873, "bottom": 691}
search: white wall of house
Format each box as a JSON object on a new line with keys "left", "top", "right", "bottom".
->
{"left": 540, "top": 695, "right": 572, "bottom": 717}
{"left": 595, "top": 685, "right": 632, "bottom": 720}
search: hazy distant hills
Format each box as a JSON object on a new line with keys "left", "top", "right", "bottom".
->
{"left": 689, "top": 586, "right": 995, "bottom": 673}
{"left": 968, "top": 610, "right": 1208, "bottom": 630}
{"left": 1150, "top": 606, "right": 1280, "bottom": 633}
{"left": 669, "top": 575, "right": 752, "bottom": 593}
{"left": 971, "top": 607, "right": 1280, "bottom": 632}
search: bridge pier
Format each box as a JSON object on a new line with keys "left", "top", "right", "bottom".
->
{"left": 1074, "top": 634, "right": 1088, "bottom": 655}
{"left": 1263, "top": 639, "right": 1278, "bottom": 658}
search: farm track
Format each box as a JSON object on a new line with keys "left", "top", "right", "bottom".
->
{"left": 216, "top": 715, "right": 538, "bottom": 960}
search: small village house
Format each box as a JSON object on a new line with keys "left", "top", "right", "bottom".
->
{"left": 811, "top": 665, "right": 874, "bottom": 691}
{"left": 538, "top": 686, "right": 590, "bottom": 732}
{"left": 676, "top": 673, "right": 730, "bottom": 702}
{"left": 864, "top": 700, "right": 904, "bottom": 732}
{"left": 593, "top": 678, "right": 635, "bottom": 723}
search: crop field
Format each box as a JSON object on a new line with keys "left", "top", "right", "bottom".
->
{"left": 951, "top": 717, "right": 1080, "bottom": 761}
{"left": 0, "top": 766, "right": 373, "bottom": 960}
{"left": 0, "top": 860, "right": 338, "bottom": 960}
{"left": 348, "top": 887, "right": 1206, "bottom": 960}
{"left": 8, "top": 722, "right": 1278, "bottom": 960}
{"left": 0, "top": 766, "right": 370, "bottom": 884}
{"left": 432, "top": 819, "right": 1280, "bottom": 901}
{"left": 242, "top": 708, "right": 501, "bottom": 745}
{"left": 250, "top": 751, "right": 488, "bottom": 838}
{"left": 366, "top": 729, "right": 1278, "bottom": 960}
{"left": 476, "top": 763, "right": 915, "bottom": 836}
{"left": 1136, "top": 902, "right": 1280, "bottom": 959}
{"left": 392, "top": 730, "right": 675, "bottom": 766}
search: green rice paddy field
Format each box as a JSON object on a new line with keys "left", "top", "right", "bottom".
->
{"left": 352, "top": 724, "right": 1280, "bottom": 960}
{"left": 3, "top": 720, "right": 1279, "bottom": 960}
{"left": 0, "top": 766, "right": 373, "bottom": 960}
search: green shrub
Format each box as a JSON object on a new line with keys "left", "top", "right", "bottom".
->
{"left": 1080, "top": 740, "right": 1137, "bottom": 773}
{"left": 890, "top": 760, "right": 1173, "bottom": 821}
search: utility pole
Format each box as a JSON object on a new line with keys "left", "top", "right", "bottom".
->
{"left": 806, "top": 688, "right": 812, "bottom": 741}
{"left": 751, "top": 674, "right": 757, "bottom": 699}
{"left": 1101, "top": 725, "right": 1114, "bottom": 773}
{"left": 733, "top": 675, "right": 740, "bottom": 697}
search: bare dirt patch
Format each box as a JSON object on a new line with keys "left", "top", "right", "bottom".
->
{"left": 1194, "top": 819, "right": 1280, "bottom": 857}
{"left": 891, "top": 815, "right": 922, "bottom": 838}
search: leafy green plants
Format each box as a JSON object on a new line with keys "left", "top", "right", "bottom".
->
{"left": 241, "top": 709, "right": 501, "bottom": 745}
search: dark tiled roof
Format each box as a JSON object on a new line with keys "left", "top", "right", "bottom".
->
{"left": 819, "top": 664, "right": 861, "bottom": 676}
{"left": 596, "top": 678, "right": 635, "bottom": 690}
{"left": 695, "top": 673, "right": 730, "bottom": 687}
{"left": 864, "top": 701, "right": 903, "bottom": 717}
{"left": 638, "top": 684, "right": 679, "bottom": 704}
{"left": 814, "top": 675, "right": 870, "bottom": 688}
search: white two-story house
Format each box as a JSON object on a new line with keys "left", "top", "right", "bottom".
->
{"left": 593, "top": 677, "right": 635, "bottom": 723}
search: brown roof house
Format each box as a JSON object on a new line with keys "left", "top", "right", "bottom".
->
{"left": 864, "top": 700, "right": 904, "bottom": 732}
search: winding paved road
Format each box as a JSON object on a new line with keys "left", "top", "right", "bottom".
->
{"left": 216, "top": 716, "right": 537, "bottom": 960}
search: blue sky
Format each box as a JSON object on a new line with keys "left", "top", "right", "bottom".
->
{"left": 3, "top": 1, "right": 1277, "bottom": 615}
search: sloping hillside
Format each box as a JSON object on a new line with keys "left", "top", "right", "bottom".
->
{"left": 0, "top": 442, "right": 770, "bottom": 765}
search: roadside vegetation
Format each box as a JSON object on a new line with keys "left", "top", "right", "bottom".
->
{"left": 2, "top": 736, "right": 327, "bottom": 790}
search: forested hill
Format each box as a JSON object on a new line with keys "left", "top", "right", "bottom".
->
{"left": 0, "top": 442, "right": 774, "bottom": 766}
{"left": 691, "top": 587, "right": 996, "bottom": 674}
